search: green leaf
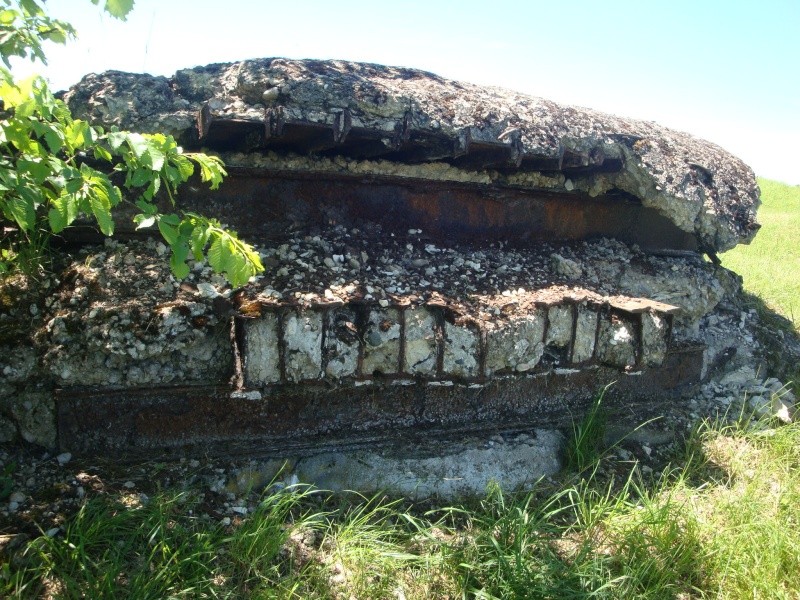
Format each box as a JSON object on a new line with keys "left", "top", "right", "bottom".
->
{"left": 158, "top": 217, "right": 179, "bottom": 245}
{"left": 17, "top": 158, "right": 51, "bottom": 184}
{"left": 89, "top": 187, "right": 114, "bottom": 236}
{"left": 173, "top": 154, "right": 194, "bottom": 181}
{"left": 64, "top": 172, "right": 83, "bottom": 194}
{"left": 65, "top": 120, "right": 92, "bottom": 150}
{"left": 170, "top": 254, "right": 189, "bottom": 279}
{"left": 0, "top": 10, "right": 18, "bottom": 26}
{"left": 147, "top": 175, "right": 160, "bottom": 198}
{"left": 247, "top": 247, "right": 263, "bottom": 272}
{"left": 2, "top": 198, "right": 30, "bottom": 231}
{"left": 106, "top": 181, "right": 122, "bottom": 207}
{"left": 126, "top": 132, "right": 149, "bottom": 159}
{"left": 66, "top": 195, "right": 79, "bottom": 223}
{"left": 190, "top": 223, "right": 210, "bottom": 261}
{"left": 0, "top": 0, "right": 249, "bottom": 286}
{"left": 47, "top": 207, "right": 65, "bottom": 232}
{"left": 3, "top": 119, "right": 34, "bottom": 151}
{"left": 159, "top": 213, "right": 180, "bottom": 226}
{"left": 188, "top": 153, "right": 226, "bottom": 190}
{"left": 135, "top": 198, "right": 157, "bottom": 215}
{"left": 102, "top": 0, "right": 135, "bottom": 20}
{"left": 134, "top": 214, "right": 155, "bottom": 230}
{"left": 48, "top": 194, "right": 78, "bottom": 232}
{"left": 129, "top": 167, "right": 152, "bottom": 188}
{"left": 0, "top": 76, "right": 35, "bottom": 108}
{"left": 13, "top": 98, "right": 36, "bottom": 118}
{"left": 93, "top": 144, "right": 112, "bottom": 162}
{"left": 43, "top": 28, "right": 66, "bottom": 44}
{"left": 145, "top": 146, "right": 165, "bottom": 171}
{"left": 227, "top": 254, "right": 251, "bottom": 288}
{"left": 19, "top": 0, "right": 44, "bottom": 17}
{"left": 4, "top": 195, "right": 35, "bottom": 231}
{"left": 169, "top": 242, "right": 190, "bottom": 279}
{"left": 42, "top": 126, "right": 64, "bottom": 154}
{"left": 206, "top": 236, "right": 227, "bottom": 273}
{"left": 107, "top": 130, "right": 127, "bottom": 150}
{"left": 179, "top": 213, "right": 263, "bottom": 287}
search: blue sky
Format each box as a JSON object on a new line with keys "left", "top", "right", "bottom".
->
{"left": 16, "top": 0, "right": 800, "bottom": 184}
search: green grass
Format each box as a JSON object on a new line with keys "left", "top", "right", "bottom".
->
{"left": 1, "top": 485, "right": 320, "bottom": 599}
{"left": 722, "top": 178, "right": 800, "bottom": 328}
{"left": 564, "top": 387, "right": 608, "bottom": 474}
{"left": 4, "top": 417, "right": 800, "bottom": 598}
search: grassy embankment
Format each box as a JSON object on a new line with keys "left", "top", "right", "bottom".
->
{"left": 4, "top": 418, "right": 799, "bottom": 598}
{"left": 722, "top": 178, "right": 800, "bottom": 329}
{"left": 2, "top": 180, "right": 800, "bottom": 599}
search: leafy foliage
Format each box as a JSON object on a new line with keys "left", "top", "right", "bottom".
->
{"left": 0, "top": 0, "right": 263, "bottom": 286}
{"left": 0, "top": 0, "right": 76, "bottom": 66}
{"left": 90, "top": 0, "right": 135, "bottom": 21}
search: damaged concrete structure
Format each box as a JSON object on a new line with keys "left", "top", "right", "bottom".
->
{"left": 0, "top": 58, "right": 789, "bottom": 496}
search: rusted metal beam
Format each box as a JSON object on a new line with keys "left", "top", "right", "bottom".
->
{"left": 332, "top": 109, "right": 352, "bottom": 144}
{"left": 56, "top": 345, "right": 703, "bottom": 459}
{"left": 264, "top": 106, "right": 285, "bottom": 139}
{"left": 451, "top": 140, "right": 515, "bottom": 170}
{"left": 172, "top": 170, "right": 699, "bottom": 251}
{"left": 56, "top": 167, "right": 699, "bottom": 252}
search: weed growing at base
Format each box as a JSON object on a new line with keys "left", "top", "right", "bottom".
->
{"left": 3, "top": 416, "right": 799, "bottom": 598}
{"left": 564, "top": 385, "right": 608, "bottom": 473}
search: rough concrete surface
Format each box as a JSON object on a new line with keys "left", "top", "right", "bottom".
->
{"left": 403, "top": 307, "right": 438, "bottom": 376}
{"left": 244, "top": 314, "right": 280, "bottom": 385}
{"left": 485, "top": 312, "right": 545, "bottom": 375}
{"left": 293, "top": 429, "right": 564, "bottom": 500}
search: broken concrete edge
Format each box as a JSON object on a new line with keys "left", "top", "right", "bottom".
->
{"left": 3, "top": 212, "right": 793, "bottom": 452}
{"left": 63, "top": 58, "right": 760, "bottom": 253}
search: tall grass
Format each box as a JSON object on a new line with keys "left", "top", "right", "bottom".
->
{"left": 722, "top": 178, "right": 800, "bottom": 328}
{"left": 2, "top": 487, "right": 318, "bottom": 599}
{"left": 564, "top": 388, "right": 608, "bottom": 473}
{"left": 4, "top": 417, "right": 800, "bottom": 598}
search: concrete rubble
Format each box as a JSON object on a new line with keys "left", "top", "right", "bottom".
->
{"left": 0, "top": 58, "right": 797, "bottom": 497}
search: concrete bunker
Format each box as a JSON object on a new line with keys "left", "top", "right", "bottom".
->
{"left": 0, "top": 58, "right": 779, "bottom": 495}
